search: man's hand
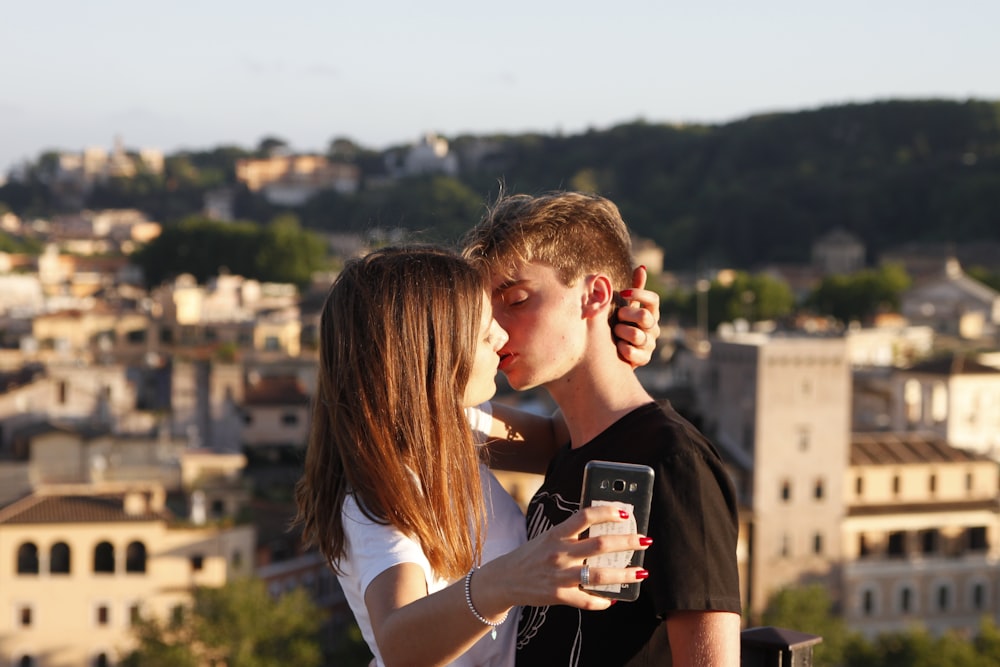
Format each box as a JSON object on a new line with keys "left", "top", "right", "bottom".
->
{"left": 614, "top": 265, "right": 661, "bottom": 368}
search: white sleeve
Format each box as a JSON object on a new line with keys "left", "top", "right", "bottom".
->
{"left": 341, "top": 494, "right": 437, "bottom": 596}
{"left": 465, "top": 402, "right": 494, "bottom": 444}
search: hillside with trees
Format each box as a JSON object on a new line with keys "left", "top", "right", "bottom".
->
{"left": 3, "top": 99, "right": 998, "bottom": 273}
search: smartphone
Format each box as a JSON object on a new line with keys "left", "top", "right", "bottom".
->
{"left": 579, "top": 460, "right": 655, "bottom": 601}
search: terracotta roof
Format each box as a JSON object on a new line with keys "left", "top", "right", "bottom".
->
{"left": 0, "top": 495, "right": 167, "bottom": 525}
{"left": 850, "top": 432, "right": 989, "bottom": 466}
{"left": 904, "top": 353, "right": 1000, "bottom": 376}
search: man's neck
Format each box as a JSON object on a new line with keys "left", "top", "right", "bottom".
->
{"left": 544, "top": 355, "right": 653, "bottom": 449}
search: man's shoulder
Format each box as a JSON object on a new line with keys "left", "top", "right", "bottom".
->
{"left": 612, "top": 402, "right": 724, "bottom": 465}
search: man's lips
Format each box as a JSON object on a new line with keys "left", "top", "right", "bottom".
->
{"left": 498, "top": 352, "right": 514, "bottom": 372}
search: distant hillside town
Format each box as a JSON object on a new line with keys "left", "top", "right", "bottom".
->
{"left": 2, "top": 115, "right": 1000, "bottom": 664}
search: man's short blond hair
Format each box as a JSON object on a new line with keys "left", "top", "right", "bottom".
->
{"left": 462, "top": 191, "right": 633, "bottom": 290}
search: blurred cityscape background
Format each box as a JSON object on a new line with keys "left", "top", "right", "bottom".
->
{"left": 1, "top": 99, "right": 1000, "bottom": 665}
{"left": 3, "top": 2, "right": 1000, "bottom": 665}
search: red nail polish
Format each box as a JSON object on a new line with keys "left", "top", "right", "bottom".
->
{"left": 620, "top": 289, "right": 633, "bottom": 298}
{"left": 639, "top": 266, "right": 646, "bottom": 271}
{"left": 635, "top": 569, "right": 650, "bottom": 580}
{"left": 619, "top": 510, "right": 630, "bottom": 519}
{"left": 609, "top": 600, "right": 617, "bottom": 606}
{"left": 639, "top": 537, "right": 653, "bottom": 546}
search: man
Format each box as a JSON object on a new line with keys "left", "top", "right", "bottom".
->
{"left": 463, "top": 192, "right": 741, "bottom": 667}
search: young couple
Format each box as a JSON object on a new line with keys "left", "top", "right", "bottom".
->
{"left": 295, "top": 192, "right": 741, "bottom": 667}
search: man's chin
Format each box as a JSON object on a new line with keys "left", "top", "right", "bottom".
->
{"left": 501, "top": 371, "right": 539, "bottom": 393}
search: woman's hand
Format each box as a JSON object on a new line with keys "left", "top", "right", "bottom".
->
{"left": 474, "top": 505, "right": 652, "bottom": 613}
{"left": 615, "top": 265, "right": 661, "bottom": 368}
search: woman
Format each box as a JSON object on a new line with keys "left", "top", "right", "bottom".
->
{"left": 294, "top": 246, "right": 654, "bottom": 667}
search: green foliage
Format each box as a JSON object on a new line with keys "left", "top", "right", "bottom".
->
{"left": 760, "top": 585, "right": 851, "bottom": 667}
{"left": 807, "top": 263, "right": 912, "bottom": 324}
{"left": 122, "top": 577, "right": 325, "bottom": 667}
{"left": 0, "top": 230, "right": 43, "bottom": 254}
{"left": 967, "top": 266, "right": 1000, "bottom": 292}
{"left": 762, "top": 585, "right": 1000, "bottom": 667}
{"left": 132, "top": 214, "right": 329, "bottom": 288}
{"left": 661, "top": 271, "right": 794, "bottom": 329}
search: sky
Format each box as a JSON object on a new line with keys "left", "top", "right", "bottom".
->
{"left": 2, "top": 0, "right": 999, "bottom": 174}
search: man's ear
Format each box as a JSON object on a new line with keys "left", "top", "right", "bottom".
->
{"left": 581, "top": 274, "right": 616, "bottom": 320}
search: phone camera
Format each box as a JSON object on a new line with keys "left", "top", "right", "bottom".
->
{"left": 612, "top": 479, "right": 626, "bottom": 492}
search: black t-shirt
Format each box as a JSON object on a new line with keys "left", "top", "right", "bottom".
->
{"left": 515, "top": 402, "right": 741, "bottom": 667}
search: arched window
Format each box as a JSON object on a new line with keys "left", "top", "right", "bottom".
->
{"left": 50, "top": 542, "right": 71, "bottom": 574}
{"left": 94, "top": 653, "right": 110, "bottom": 667}
{"left": 94, "top": 541, "right": 115, "bottom": 573}
{"left": 126, "top": 541, "right": 147, "bottom": 573}
{"left": 19, "top": 656, "right": 34, "bottom": 667}
{"left": 17, "top": 542, "right": 39, "bottom": 575}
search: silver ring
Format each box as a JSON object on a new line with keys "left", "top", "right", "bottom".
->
{"left": 580, "top": 563, "right": 590, "bottom": 588}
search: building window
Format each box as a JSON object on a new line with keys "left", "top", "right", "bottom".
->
{"left": 887, "top": 531, "right": 906, "bottom": 558}
{"left": 929, "top": 474, "right": 937, "bottom": 494}
{"left": 94, "top": 541, "right": 115, "bottom": 573}
{"left": 813, "top": 533, "right": 823, "bottom": 555}
{"left": 780, "top": 480, "right": 792, "bottom": 502}
{"left": 19, "top": 656, "right": 34, "bottom": 667}
{"left": 859, "top": 534, "right": 871, "bottom": 558}
{"left": 968, "top": 526, "right": 989, "bottom": 552}
{"left": 96, "top": 604, "right": 110, "bottom": 626}
{"left": 814, "top": 478, "right": 824, "bottom": 500}
{"left": 972, "top": 583, "right": 987, "bottom": 611}
{"left": 20, "top": 605, "right": 32, "bottom": 627}
{"left": 126, "top": 541, "right": 147, "bottom": 573}
{"left": 798, "top": 427, "right": 810, "bottom": 451}
{"left": 900, "top": 586, "right": 913, "bottom": 613}
{"left": 780, "top": 533, "right": 791, "bottom": 558}
{"left": 130, "top": 603, "right": 142, "bottom": 626}
{"left": 264, "top": 335, "right": 281, "bottom": 351}
{"left": 58, "top": 380, "right": 68, "bottom": 404}
{"left": 919, "top": 529, "right": 938, "bottom": 555}
{"left": 191, "top": 554, "right": 205, "bottom": 571}
{"left": 862, "top": 589, "right": 876, "bottom": 616}
{"left": 855, "top": 475, "right": 864, "bottom": 496}
{"left": 50, "top": 542, "right": 71, "bottom": 574}
{"left": 937, "top": 584, "right": 951, "bottom": 612}
{"left": 281, "top": 412, "right": 299, "bottom": 426}
{"left": 892, "top": 475, "right": 901, "bottom": 496}
{"left": 17, "top": 542, "right": 39, "bottom": 574}
{"left": 966, "top": 471, "right": 974, "bottom": 491}
{"left": 94, "top": 653, "right": 110, "bottom": 667}
{"left": 931, "top": 382, "right": 947, "bottom": 423}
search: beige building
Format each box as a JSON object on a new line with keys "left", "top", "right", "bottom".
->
{"left": 892, "top": 352, "right": 1000, "bottom": 459}
{"left": 701, "top": 333, "right": 852, "bottom": 616}
{"left": 842, "top": 432, "right": 1000, "bottom": 638}
{"left": 901, "top": 259, "right": 1000, "bottom": 339}
{"left": 812, "top": 228, "right": 866, "bottom": 275}
{"left": 0, "top": 485, "right": 255, "bottom": 667}
{"left": 235, "top": 155, "right": 360, "bottom": 206}
{"left": 693, "top": 330, "right": 1000, "bottom": 639}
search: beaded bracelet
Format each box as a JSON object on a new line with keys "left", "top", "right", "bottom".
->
{"left": 463, "top": 568, "right": 508, "bottom": 640}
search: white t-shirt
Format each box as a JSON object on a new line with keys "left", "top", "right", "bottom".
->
{"left": 336, "top": 403, "right": 527, "bottom": 667}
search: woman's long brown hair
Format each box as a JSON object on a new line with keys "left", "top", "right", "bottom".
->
{"left": 294, "top": 246, "right": 488, "bottom": 580}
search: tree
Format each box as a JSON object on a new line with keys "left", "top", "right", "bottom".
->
{"left": 760, "top": 585, "right": 852, "bottom": 667}
{"left": 806, "top": 263, "right": 911, "bottom": 325}
{"left": 122, "top": 577, "right": 325, "bottom": 667}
